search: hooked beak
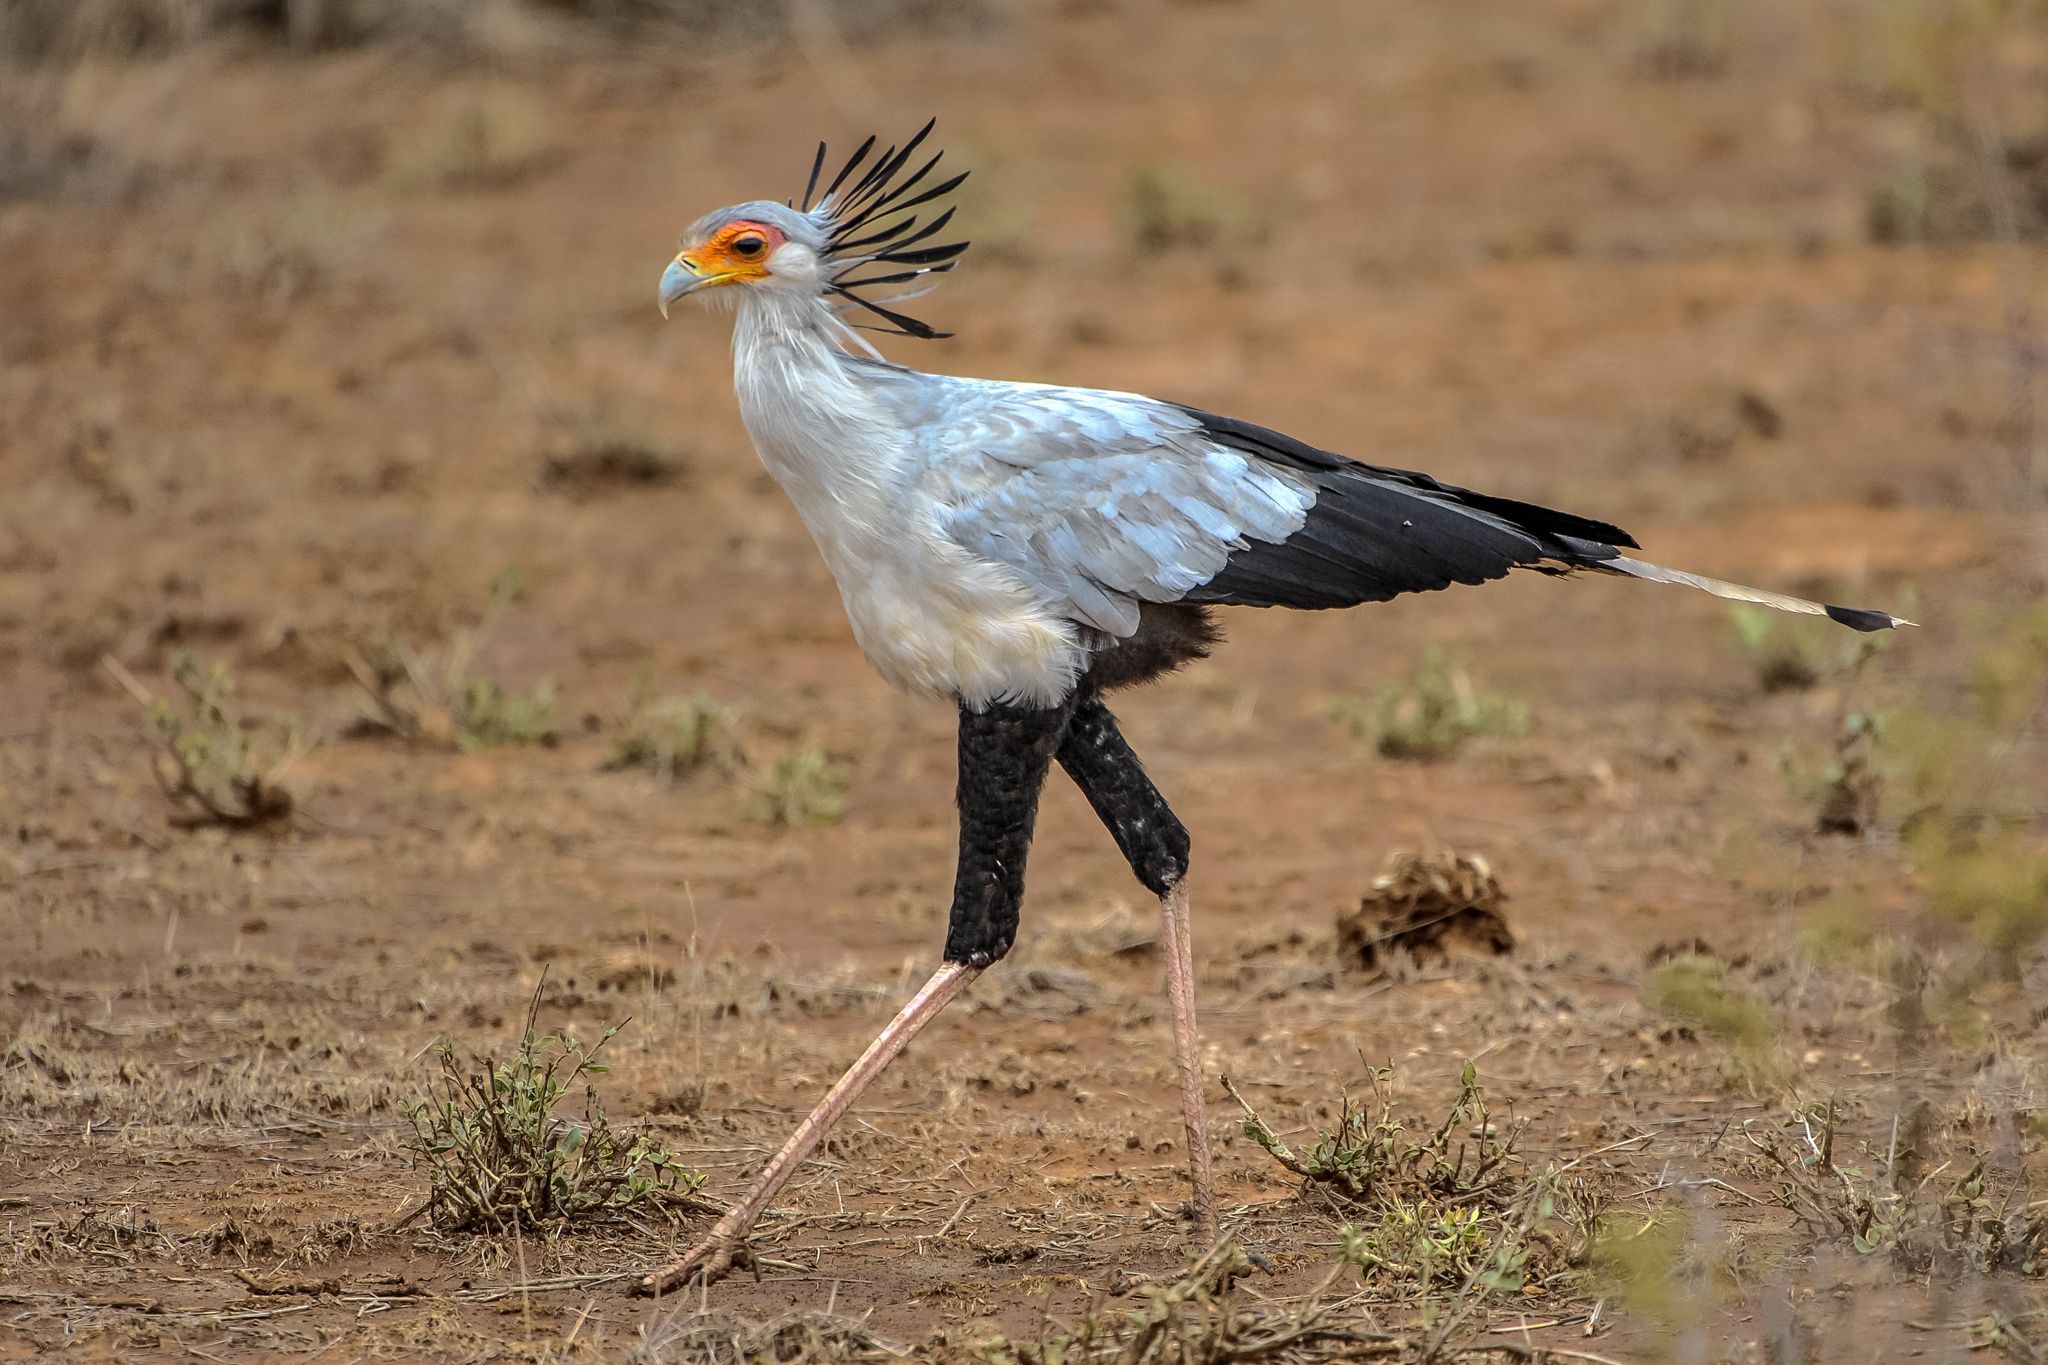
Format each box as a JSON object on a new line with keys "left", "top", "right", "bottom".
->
{"left": 658, "top": 254, "right": 707, "bottom": 319}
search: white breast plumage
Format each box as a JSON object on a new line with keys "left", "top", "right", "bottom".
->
{"left": 731, "top": 296, "right": 1086, "bottom": 707}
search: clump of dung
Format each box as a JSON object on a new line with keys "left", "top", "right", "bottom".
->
{"left": 1336, "top": 851, "right": 1514, "bottom": 972}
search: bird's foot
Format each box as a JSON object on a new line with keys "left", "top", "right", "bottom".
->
{"left": 633, "top": 1236, "right": 755, "bottom": 1296}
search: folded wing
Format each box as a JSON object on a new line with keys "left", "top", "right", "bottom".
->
{"left": 904, "top": 377, "right": 1906, "bottom": 639}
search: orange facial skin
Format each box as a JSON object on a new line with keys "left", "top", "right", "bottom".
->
{"left": 678, "top": 220, "right": 787, "bottom": 286}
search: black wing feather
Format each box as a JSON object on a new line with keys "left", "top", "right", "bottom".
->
{"left": 1173, "top": 405, "right": 1636, "bottom": 611}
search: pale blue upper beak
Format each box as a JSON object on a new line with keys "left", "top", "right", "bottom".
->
{"left": 658, "top": 257, "right": 706, "bottom": 318}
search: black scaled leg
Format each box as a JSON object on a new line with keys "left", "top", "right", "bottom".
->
{"left": 944, "top": 696, "right": 1077, "bottom": 966}
{"left": 639, "top": 694, "right": 1074, "bottom": 1294}
{"left": 1056, "top": 692, "right": 1218, "bottom": 1246}
{"left": 1057, "top": 693, "right": 1190, "bottom": 896}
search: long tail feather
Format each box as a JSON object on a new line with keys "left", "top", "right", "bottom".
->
{"left": 1595, "top": 556, "right": 1912, "bottom": 631}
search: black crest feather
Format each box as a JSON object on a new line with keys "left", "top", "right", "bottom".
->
{"left": 800, "top": 118, "right": 968, "bottom": 340}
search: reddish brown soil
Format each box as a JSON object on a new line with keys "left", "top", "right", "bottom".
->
{"left": 5, "top": 2, "right": 2046, "bottom": 1359}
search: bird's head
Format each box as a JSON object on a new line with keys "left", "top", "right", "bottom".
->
{"left": 660, "top": 119, "right": 968, "bottom": 341}
{"left": 660, "top": 201, "right": 829, "bottom": 312}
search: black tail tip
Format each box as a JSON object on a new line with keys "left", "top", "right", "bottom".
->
{"left": 1825, "top": 604, "right": 1906, "bottom": 633}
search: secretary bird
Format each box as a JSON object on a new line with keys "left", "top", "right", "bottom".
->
{"left": 638, "top": 121, "right": 1905, "bottom": 1292}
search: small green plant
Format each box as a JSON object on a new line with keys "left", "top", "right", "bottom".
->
{"left": 348, "top": 572, "right": 556, "bottom": 752}
{"left": 1643, "top": 954, "right": 1779, "bottom": 1082}
{"left": 1866, "top": 155, "right": 1939, "bottom": 245}
{"left": 606, "top": 680, "right": 741, "bottom": 783}
{"left": 1331, "top": 650, "right": 1530, "bottom": 760}
{"left": 403, "top": 983, "right": 703, "bottom": 1235}
{"left": 1225, "top": 1063, "right": 1607, "bottom": 1302}
{"left": 1879, "top": 603, "right": 2048, "bottom": 978}
{"left": 394, "top": 91, "right": 551, "bottom": 192}
{"left": 1802, "top": 710, "right": 1884, "bottom": 835}
{"left": 1730, "top": 605, "right": 1824, "bottom": 690}
{"left": 126, "top": 652, "right": 301, "bottom": 827}
{"left": 1339, "top": 1202, "right": 1498, "bottom": 1289}
{"left": 1631, "top": 0, "right": 1734, "bottom": 79}
{"left": 204, "top": 189, "right": 378, "bottom": 301}
{"left": 1728, "top": 604, "right": 1891, "bottom": 692}
{"left": 748, "top": 747, "right": 847, "bottom": 827}
{"left": 1123, "top": 163, "right": 1252, "bottom": 252}
{"left": 1588, "top": 1208, "right": 1695, "bottom": 1325}
{"left": 1966, "top": 600, "right": 2048, "bottom": 731}
{"left": 1228, "top": 1061, "right": 1521, "bottom": 1208}
{"left": 1746, "top": 1106, "right": 2048, "bottom": 1276}
{"left": 449, "top": 677, "right": 557, "bottom": 752}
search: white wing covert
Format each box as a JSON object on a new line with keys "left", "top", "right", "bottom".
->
{"left": 896, "top": 378, "right": 1318, "bottom": 637}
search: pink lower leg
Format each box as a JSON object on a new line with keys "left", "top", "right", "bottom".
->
{"left": 1159, "top": 881, "right": 1219, "bottom": 1245}
{"left": 637, "top": 960, "right": 981, "bottom": 1294}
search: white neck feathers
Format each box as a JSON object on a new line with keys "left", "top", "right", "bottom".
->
{"left": 730, "top": 290, "right": 905, "bottom": 519}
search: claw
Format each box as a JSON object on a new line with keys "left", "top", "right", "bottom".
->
{"left": 633, "top": 1237, "right": 754, "bottom": 1296}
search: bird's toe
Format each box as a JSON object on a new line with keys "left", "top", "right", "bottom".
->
{"left": 632, "top": 1238, "right": 752, "bottom": 1296}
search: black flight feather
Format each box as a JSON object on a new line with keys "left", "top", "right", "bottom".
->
{"left": 1172, "top": 405, "right": 1905, "bottom": 630}
{"left": 1172, "top": 405, "right": 1639, "bottom": 611}
{"left": 1182, "top": 408, "right": 1637, "bottom": 548}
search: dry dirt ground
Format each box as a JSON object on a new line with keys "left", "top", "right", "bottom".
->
{"left": 6, "top": 1, "right": 2048, "bottom": 1360}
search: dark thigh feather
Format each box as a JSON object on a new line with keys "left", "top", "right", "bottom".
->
{"left": 1084, "top": 603, "right": 1221, "bottom": 691}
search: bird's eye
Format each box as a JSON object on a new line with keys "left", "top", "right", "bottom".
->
{"left": 732, "top": 234, "right": 767, "bottom": 259}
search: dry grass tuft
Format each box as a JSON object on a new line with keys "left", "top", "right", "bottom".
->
{"left": 350, "top": 645, "right": 557, "bottom": 752}
{"left": 1630, "top": 0, "right": 1733, "bottom": 79}
{"left": 967, "top": 1238, "right": 1625, "bottom": 1363}
{"left": 3, "top": 1005, "right": 407, "bottom": 1127}
{"left": 541, "top": 437, "right": 690, "bottom": 500}
{"left": 0, "top": 0, "right": 1003, "bottom": 61}
{"left": 969, "top": 1243, "right": 1378, "bottom": 1364}
{"left": 393, "top": 90, "right": 554, "bottom": 191}
{"left": 202, "top": 189, "right": 380, "bottom": 301}
{"left": 402, "top": 981, "right": 704, "bottom": 1234}
{"left": 1336, "top": 851, "right": 1514, "bottom": 973}
{"left": 14, "top": 1203, "right": 176, "bottom": 1271}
